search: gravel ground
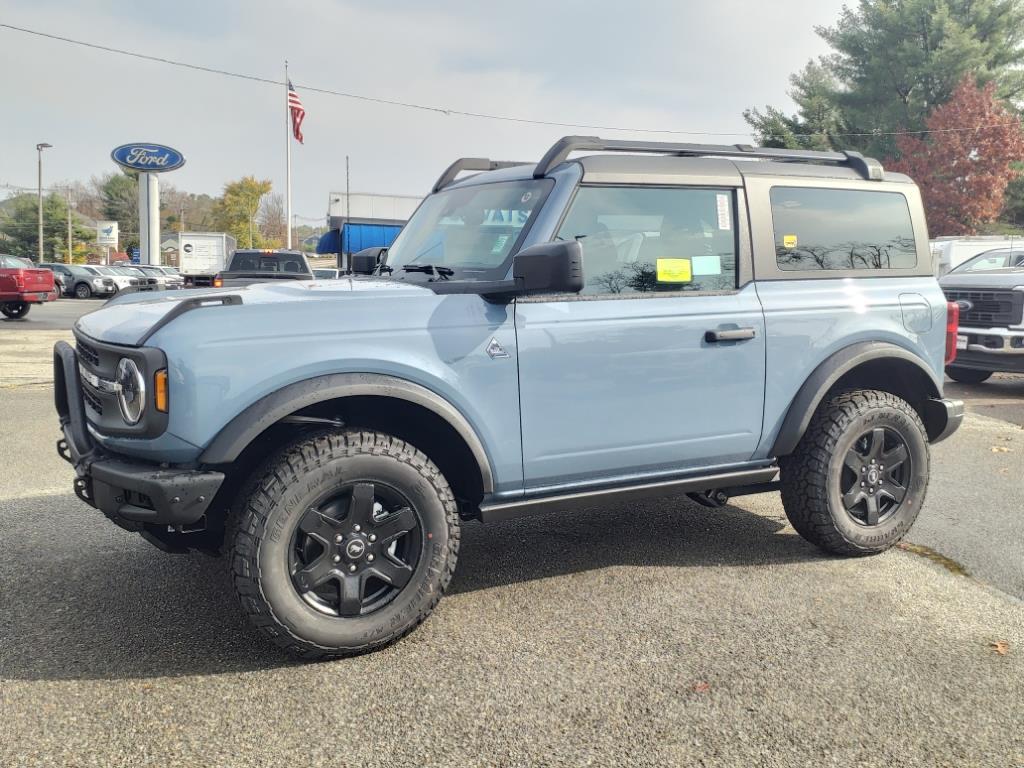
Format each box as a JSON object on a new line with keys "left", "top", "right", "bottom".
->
{"left": 1, "top": 384, "right": 1023, "bottom": 767}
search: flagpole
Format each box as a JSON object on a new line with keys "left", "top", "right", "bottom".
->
{"left": 285, "top": 60, "right": 293, "bottom": 249}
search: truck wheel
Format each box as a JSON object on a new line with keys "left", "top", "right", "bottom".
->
{"left": 229, "top": 429, "right": 460, "bottom": 659}
{"left": 74, "top": 283, "right": 92, "bottom": 299}
{"left": 780, "top": 390, "right": 929, "bottom": 556}
{"left": 0, "top": 302, "right": 30, "bottom": 319}
{"left": 946, "top": 366, "right": 991, "bottom": 384}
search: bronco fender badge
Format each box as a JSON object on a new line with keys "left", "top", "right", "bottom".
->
{"left": 486, "top": 338, "right": 509, "bottom": 359}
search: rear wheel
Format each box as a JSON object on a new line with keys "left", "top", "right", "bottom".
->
{"left": 229, "top": 429, "right": 460, "bottom": 658}
{"left": 780, "top": 390, "right": 929, "bottom": 556}
{"left": 0, "top": 302, "right": 30, "bottom": 319}
{"left": 74, "top": 282, "right": 92, "bottom": 299}
{"left": 946, "top": 366, "right": 992, "bottom": 384}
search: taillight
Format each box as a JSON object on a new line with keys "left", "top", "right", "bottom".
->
{"left": 13, "top": 273, "right": 24, "bottom": 289}
{"left": 212, "top": 275, "right": 223, "bottom": 288}
{"left": 945, "top": 301, "right": 960, "bottom": 365}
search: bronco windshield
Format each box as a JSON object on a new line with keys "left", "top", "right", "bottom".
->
{"left": 385, "top": 179, "right": 552, "bottom": 280}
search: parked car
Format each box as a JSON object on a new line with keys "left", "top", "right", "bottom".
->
{"left": 313, "top": 267, "right": 342, "bottom": 279}
{"left": 940, "top": 253, "right": 1024, "bottom": 383}
{"left": 153, "top": 265, "right": 185, "bottom": 288}
{"left": 55, "top": 136, "right": 962, "bottom": 659}
{"left": 0, "top": 254, "right": 56, "bottom": 318}
{"left": 210, "top": 249, "right": 314, "bottom": 287}
{"left": 40, "top": 262, "right": 116, "bottom": 299}
{"left": 84, "top": 266, "right": 139, "bottom": 294}
{"left": 133, "top": 264, "right": 181, "bottom": 290}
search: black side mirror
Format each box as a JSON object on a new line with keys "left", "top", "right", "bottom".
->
{"left": 351, "top": 247, "right": 386, "bottom": 275}
{"left": 512, "top": 240, "right": 584, "bottom": 295}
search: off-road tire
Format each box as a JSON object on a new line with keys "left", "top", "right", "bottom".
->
{"left": 229, "top": 429, "right": 460, "bottom": 659}
{"left": 0, "top": 302, "right": 30, "bottom": 319}
{"left": 779, "top": 389, "right": 929, "bottom": 556}
{"left": 74, "top": 282, "right": 92, "bottom": 299}
{"left": 945, "top": 366, "right": 992, "bottom": 384}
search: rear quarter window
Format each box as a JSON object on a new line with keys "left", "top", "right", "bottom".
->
{"left": 770, "top": 187, "right": 917, "bottom": 271}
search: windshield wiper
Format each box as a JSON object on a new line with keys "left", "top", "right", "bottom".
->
{"left": 401, "top": 264, "right": 454, "bottom": 280}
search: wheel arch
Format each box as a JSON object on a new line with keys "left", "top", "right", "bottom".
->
{"left": 771, "top": 341, "right": 944, "bottom": 457}
{"left": 199, "top": 372, "right": 495, "bottom": 499}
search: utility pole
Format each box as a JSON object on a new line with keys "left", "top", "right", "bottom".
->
{"left": 179, "top": 203, "right": 186, "bottom": 232}
{"left": 345, "top": 155, "right": 350, "bottom": 271}
{"left": 36, "top": 142, "right": 52, "bottom": 262}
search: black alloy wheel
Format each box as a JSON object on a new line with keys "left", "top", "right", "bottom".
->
{"left": 75, "top": 282, "right": 92, "bottom": 299}
{"left": 0, "top": 302, "right": 30, "bottom": 319}
{"left": 289, "top": 481, "right": 422, "bottom": 617}
{"left": 840, "top": 426, "right": 911, "bottom": 526}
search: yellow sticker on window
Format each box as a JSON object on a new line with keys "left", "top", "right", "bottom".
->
{"left": 783, "top": 234, "right": 798, "bottom": 249}
{"left": 656, "top": 258, "right": 692, "bottom": 283}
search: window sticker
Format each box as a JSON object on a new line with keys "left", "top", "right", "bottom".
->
{"left": 656, "top": 258, "right": 692, "bottom": 283}
{"left": 783, "top": 234, "right": 798, "bottom": 249}
{"left": 716, "top": 193, "right": 732, "bottom": 230}
{"left": 691, "top": 255, "right": 722, "bottom": 276}
{"left": 492, "top": 234, "right": 510, "bottom": 253}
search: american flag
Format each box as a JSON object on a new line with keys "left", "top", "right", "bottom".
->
{"left": 288, "top": 80, "right": 305, "bottom": 144}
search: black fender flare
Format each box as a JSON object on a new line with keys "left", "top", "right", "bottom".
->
{"left": 199, "top": 372, "right": 495, "bottom": 494}
{"left": 770, "top": 341, "right": 943, "bottom": 457}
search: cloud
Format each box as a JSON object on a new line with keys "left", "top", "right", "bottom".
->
{"left": 1, "top": 0, "right": 845, "bottom": 220}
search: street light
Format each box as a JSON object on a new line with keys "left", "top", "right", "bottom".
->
{"left": 36, "top": 142, "right": 52, "bottom": 262}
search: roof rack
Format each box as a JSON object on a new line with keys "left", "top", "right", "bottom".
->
{"left": 433, "top": 158, "right": 531, "bottom": 193}
{"left": 533, "top": 135, "right": 884, "bottom": 181}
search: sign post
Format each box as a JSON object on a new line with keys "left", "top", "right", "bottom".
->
{"left": 110, "top": 143, "right": 185, "bottom": 268}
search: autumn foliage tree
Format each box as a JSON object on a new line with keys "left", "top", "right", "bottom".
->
{"left": 889, "top": 78, "right": 1024, "bottom": 235}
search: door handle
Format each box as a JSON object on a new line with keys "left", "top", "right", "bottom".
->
{"left": 705, "top": 327, "right": 756, "bottom": 343}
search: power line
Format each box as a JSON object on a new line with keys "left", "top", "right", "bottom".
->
{"left": 3, "top": 22, "right": 1022, "bottom": 141}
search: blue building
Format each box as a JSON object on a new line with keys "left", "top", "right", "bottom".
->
{"left": 317, "top": 192, "right": 421, "bottom": 271}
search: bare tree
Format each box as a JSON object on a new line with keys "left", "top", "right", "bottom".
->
{"left": 259, "top": 193, "right": 287, "bottom": 247}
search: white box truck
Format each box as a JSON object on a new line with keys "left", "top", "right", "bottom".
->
{"left": 176, "top": 232, "right": 236, "bottom": 287}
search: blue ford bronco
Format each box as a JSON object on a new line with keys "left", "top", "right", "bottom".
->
{"left": 55, "top": 136, "right": 964, "bottom": 658}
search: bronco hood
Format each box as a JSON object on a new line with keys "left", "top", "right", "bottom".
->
{"left": 75, "top": 278, "right": 436, "bottom": 346}
{"left": 940, "top": 267, "right": 1024, "bottom": 289}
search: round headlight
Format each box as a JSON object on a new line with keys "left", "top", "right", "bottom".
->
{"left": 116, "top": 358, "right": 146, "bottom": 425}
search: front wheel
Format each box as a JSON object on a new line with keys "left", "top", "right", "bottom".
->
{"left": 230, "top": 429, "right": 460, "bottom": 658}
{"left": 0, "top": 302, "right": 30, "bottom": 319}
{"left": 74, "top": 283, "right": 92, "bottom": 299}
{"left": 946, "top": 366, "right": 992, "bottom": 384}
{"left": 780, "top": 390, "right": 929, "bottom": 556}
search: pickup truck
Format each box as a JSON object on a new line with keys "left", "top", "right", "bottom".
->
{"left": 0, "top": 254, "right": 57, "bottom": 318}
{"left": 209, "top": 249, "right": 314, "bottom": 288}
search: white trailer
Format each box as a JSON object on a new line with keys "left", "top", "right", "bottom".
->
{"left": 930, "top": 235, "right": 1023, "bottom": 275}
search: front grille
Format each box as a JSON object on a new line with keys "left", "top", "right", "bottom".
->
{"left": 76, "top": 340, "right": 100, "bottom": 367}
{"left": 81, "top": 383, "right": 103, "bottom": 415}
{"left": 943, "top": 289, "right": 1024, "bottom": 327}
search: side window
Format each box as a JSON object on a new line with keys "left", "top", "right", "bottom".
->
{"left": 770, "top": 187, "right": 917, "bottom": 271}
{"left": 556, "top": 186, "right": 737, "bottom": 296}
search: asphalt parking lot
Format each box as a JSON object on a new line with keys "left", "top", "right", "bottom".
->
{"left": 2, "top": 299, "right": 1023, "bottom": 767}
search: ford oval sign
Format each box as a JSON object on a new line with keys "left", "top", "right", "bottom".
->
{"left": 111, "top": 143, "right": 186, "bottom": 173}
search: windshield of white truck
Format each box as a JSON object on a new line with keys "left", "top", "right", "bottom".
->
{"left": 385, "top": 179, "right": 553, "bottom": 280}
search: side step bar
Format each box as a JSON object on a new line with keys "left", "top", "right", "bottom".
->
{"left": 479, "top": 466, "right": 779, "bottom": 523}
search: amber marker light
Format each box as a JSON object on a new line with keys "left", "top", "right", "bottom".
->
{"left": 154, "top": 369, "right": 169, "bottom": 413}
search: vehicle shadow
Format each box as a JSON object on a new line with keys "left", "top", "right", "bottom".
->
{"left": 1, "top": 492, "right": 822, "bottom": 682}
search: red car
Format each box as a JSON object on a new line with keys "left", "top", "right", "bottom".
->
{"left": 0, "top": 254, "right": 57, "bottom": 319}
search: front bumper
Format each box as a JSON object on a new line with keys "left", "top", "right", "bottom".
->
{"left": 952, "top": 325, "right": 1024, "bottom": 373}
{"left": 54, "top": 340, "right": 223, "bottom": 526}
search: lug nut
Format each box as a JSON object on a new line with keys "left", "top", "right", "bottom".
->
{"left": 333, "top": 555, "right": 341, "bottom": 563}
{"left": 368, "top": 534, "right": 376, "bottom": 542}
{"left": 335, "top": 534, "right": 343, "bottom": 543}
{"left": 367, "top": 554, "right": 375, "bottom": 562}
{"left": 353, "top": 524, "right": 361, "bottom": 532}
{"left": 349, "top": 564, "right": 357, "bottom": 572}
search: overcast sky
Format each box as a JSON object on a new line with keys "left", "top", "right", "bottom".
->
{"left": 2, "top": 0, "right": 847, "bottom": 222}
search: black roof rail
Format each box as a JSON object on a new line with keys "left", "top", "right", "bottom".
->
{"left": 433, "top": 158, "right": 531, "bottom": 193}
{"left": 533, "top": 135, "right": 885, "bottom": 181}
